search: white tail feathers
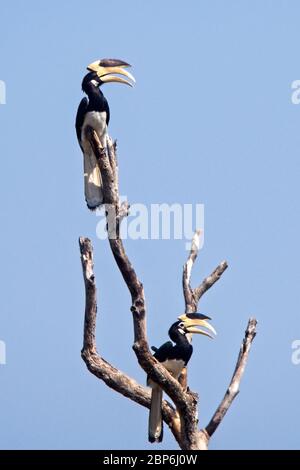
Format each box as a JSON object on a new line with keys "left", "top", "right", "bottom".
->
{"left": 148, "top": 386, "right": 163, "bottom": 443}
{"left": 84, "top": 151, "right": 103, "bottom": 210}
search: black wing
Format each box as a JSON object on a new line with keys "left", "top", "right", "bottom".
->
{"left": 103, "top": 95, "right": 110, "bottom": 125}
{"left": 153, "top": 341, "right": 173, "bottom": 363}
{"left": 75, "top": 97, "right": 88, "bottom": 149}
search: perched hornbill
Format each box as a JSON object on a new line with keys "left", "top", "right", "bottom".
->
{"left": 75, "top": 59, "right": 135, "bottom": 210}
{"left": 148, "top": 313, "right": 216, "bottom": 443}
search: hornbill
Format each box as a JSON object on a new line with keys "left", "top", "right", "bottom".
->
{"left": 75, "top": 59, "right": 135, "bottom": 210}
{"left": 148, "top": 313, "right": 216, "bottom": 443}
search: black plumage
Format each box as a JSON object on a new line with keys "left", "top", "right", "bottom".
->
{"left": 75, "top": 72, "right": 111, "bottom": 148}
{"left": 152, "top": 321, "right": 193, "bottom": 366}
{"left": 75, "top": 72, "right": 110, "bottom": 210}
{"left": 77, "top": 72, "right": 110, "bottom": 128}
{"left": 147, "top": 314, "right": 216, "bottom": 443}
{"left": 75, "top": 59, "right": 135, "bottom": 210}
{"left": 148, "top": 321, "right": 193, "bottom": 443}
{"left": 75, "top": 97, "right": 88, "bottom": 150}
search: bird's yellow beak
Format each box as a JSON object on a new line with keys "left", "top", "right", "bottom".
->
{"left": 87, "top": 58, "right": 135, "bottom": 87}
{"left": 178, "top": 313, "right": 216, "bottom": 339}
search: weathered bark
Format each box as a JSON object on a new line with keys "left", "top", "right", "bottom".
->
{"left": 79, "top": 237, "right": 182, "bottom": 446}
{"left": 78, "top": 128, "right": 257, "bottom": 449}
{"left": 204, "top": 318, "right": 257, "bottom": 439}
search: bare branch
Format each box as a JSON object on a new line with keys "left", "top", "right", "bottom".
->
{"left": 194, "top": 260, "right": 228, "bottom": 303}
{"left": 79, "top": 236, "right": 181, "bottom": 444}
{"left": 182, "top": 230, "right": 201, "bottom": 311}
{"left": 85, "top": 128, "right": 203, "bottom": 449}
{"left": 182, "top": 230, "right": 228, "bottom": 313}
{"left": 182, "top": 235, "right": 256, "bottom": 449}
{"left": 180, "top": 231, "right": 228, "bottom": 404}
{"left": 81, "top": 128, "right": 257, "bottom": 450}
{"left": 204, "top": 318, "right": 257, "bottom": 438}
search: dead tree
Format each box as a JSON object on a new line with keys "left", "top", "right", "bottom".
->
{"left": 79, "top": 128, "right": 257, "bottom": 450}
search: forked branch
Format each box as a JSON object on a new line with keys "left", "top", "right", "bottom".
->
{"left": 204, "top": 318, "right": 257, "bottom": 439}
{"left": 78, "top": 128, "right": 257, "bottom": 449}
{"left": 79, "top": 236, "right": 181, "bottom": 444}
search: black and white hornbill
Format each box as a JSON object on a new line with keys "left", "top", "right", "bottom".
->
{"left": 147, "top": 313, "right": 216, "bottom": 443}
{"left": 75, "top": 59, "right": 135, "bottom": 210}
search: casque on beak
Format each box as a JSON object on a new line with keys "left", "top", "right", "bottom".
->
{"left": 87, "top": 58, "right": 135, "bottom": 87}
{"left": 178, "top": 313, "right": 217, "bottom": 339}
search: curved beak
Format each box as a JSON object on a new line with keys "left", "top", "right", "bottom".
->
{"left": 87, "top": 59, "right": 135, "bottom": 87}
{"left": 178, "top": 313, "right": 216, "bottom": 339}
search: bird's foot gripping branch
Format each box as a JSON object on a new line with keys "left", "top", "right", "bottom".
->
{"left": 78, "top": 128, "right": 257, "bottom": 450}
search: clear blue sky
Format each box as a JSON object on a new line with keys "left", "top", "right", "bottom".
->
{"left": 0, "top": 0, "right": 299, "bottom": 450}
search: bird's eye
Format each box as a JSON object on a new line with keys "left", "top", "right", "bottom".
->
{"left": 179, "top": 322, "right": 185, "bottom": 328}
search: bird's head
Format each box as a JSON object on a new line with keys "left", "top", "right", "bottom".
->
{"left": 82, "top": 58, "right": 135, "bottom": 91}
{"left": 169, "top": 313, "right": 216, "bottom": 342}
